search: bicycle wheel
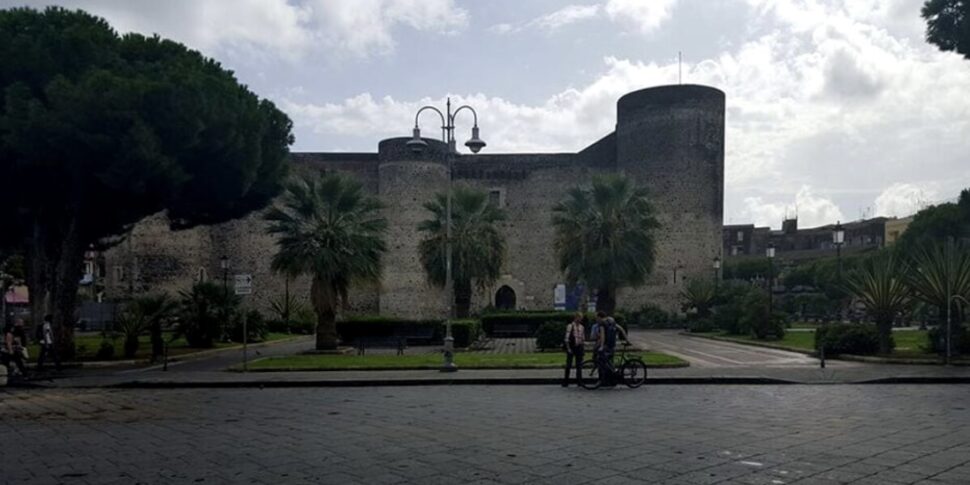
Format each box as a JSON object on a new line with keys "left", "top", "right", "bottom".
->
{"left": 579, "top": 360, "right": 601, "bottom": 390}
{"left": 621, "top": 358, "right": 648, "bottom": 388}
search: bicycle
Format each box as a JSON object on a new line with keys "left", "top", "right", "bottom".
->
{"left": 579, "top": 342, "right": 647, "bottom": 389}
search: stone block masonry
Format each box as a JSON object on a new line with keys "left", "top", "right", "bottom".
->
{"left": 102, "top": 84, "right": 725, "bottom": 319}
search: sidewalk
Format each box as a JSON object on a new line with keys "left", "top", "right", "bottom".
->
{"left": 15, "top": 361, "right": 970, "bottom": 389}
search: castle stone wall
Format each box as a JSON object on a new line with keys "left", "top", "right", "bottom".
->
{"left": 102, "top": 84, "right": 725, "bottom": 319}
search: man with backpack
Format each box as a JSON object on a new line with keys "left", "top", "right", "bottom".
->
{"left": 595, "top": 312, "right": 629, "bottom": 385}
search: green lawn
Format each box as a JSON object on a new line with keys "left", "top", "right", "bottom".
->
{"left": 246, "top": 351, "right": 687, "bottom": 371}
{"left": 26, "top": 332, "right": 296, "bottom": 362}
{"left": 698, "top": 329, "right": 934, "bottom": 358}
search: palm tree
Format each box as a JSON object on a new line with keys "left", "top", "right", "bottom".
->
{"left": 264, "top": 173, "right": 387, "bottom": 350}
{"left": 680, "top": 279, "right": 716, "bottom": 318}
{"left": 844, "top": 252, "right": 912, "bottom": 354}
{"left": 906, "top": 240, "right": 970, "bottom": 329}
{"left": 552, "top": 174, "right": 659, "bottom": 314}
{"left": 115, "top": 294, "right": 177, "bottom": 359}
{"left": 418, "top": 187, "right": 506, "bottom": 318}
{"left": 135, "top": 294, "right": 178, "bottom": 362}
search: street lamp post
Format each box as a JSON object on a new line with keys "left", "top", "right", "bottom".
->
{"left": 407, "top": 98, "right": 486, "bottom": 373}
{"left": 712, "top": 256, "right": 721, "bottom": 291}
{"left": 833, "top": 221, "right": 845, "bottom": 278}
{"left": 766, "top": 244, "right": 776, "bottom": 320}
{"left": 823, "top": 222, "right": 846, "bottom": 368}
{"left": 220, "top": 256, "right": 230, "bottom": 296}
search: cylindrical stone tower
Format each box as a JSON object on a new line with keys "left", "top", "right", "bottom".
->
{"left": 614, "top": 84, "right": 725, "bottom": 311}
{"left": 377, "top": 137, "right": 450, "bottom": 319}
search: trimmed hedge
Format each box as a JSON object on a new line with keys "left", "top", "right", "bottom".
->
{"left": 815, "top": 324, "right": 888, "bottom": 356}
{"left": 449, "top": 319, "right": 483, "bottom": 348}
{"left": 535, "top": 321, "right": 568, "bottom": 350}
{"left": 481, "top": 312, "right": 573, "bottom": 336}
{"left": 336, "top": 317, "right": 481, "bottom": 348}
{"left": 482, "top": 311, "right": 626, "bottom": 336}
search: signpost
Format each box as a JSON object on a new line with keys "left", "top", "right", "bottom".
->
{"left": 234, "top": 274, "right": 253, "bottom": 371}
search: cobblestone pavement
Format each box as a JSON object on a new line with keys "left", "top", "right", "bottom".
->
{"left": 2, "top": 385, "right": 969, "bottom": 484}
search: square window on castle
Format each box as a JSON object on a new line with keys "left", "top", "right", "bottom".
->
{"left": 488, "top": 189, "right": 505, "bottom": 208}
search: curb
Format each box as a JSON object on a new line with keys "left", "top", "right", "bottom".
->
{"left": 235, "top": 362, "right": 692, "bottom": 372}
{"left": 96, "top": 376, "right": 798, "bottom": 389}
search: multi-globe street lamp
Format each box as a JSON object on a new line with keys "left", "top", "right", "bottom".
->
{"left": 407, "top": 98, "right": 486, "bottom": 373}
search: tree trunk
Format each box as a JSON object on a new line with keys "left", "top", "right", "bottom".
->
{"left": 26, "top": 220, "right": 51, "bottom": 329}
{"left": 310, "top": 277, "right": 338, "bottom": 350}
{"left": 876, "top": 319, "right": 893, "bottom": 355}
{"left": 596, "top": 287, "right": 616, "bottom": 315}
{"left": 454, "top": 279, "right": 472, "bottom": 318}
{"left": 150, "top": 321, "right": 163, "bottom": 363}
{"left": 50, "top": 219, "right": 84, "bottom": 361}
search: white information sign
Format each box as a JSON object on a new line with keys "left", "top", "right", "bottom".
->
{"left": 553, "top": 284, "right": 566, "bottom": 311}
{"left": 234, "top": 274, "right": 253, "bottom": 295}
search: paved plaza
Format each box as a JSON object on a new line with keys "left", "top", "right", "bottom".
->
{"left": 2, "top": 385, "right": 969, "bottom": 484}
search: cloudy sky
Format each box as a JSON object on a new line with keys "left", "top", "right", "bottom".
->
{"left": 5, "top": 0, "right": 970, "bottom": 228}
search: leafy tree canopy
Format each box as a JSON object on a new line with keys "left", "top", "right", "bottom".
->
{"left": 552, "top": 173, "right": 659, "bottom": 313}
{"left": 0, "top": 7, "right": 293, "bottom": 353}
{"left": 894, "top": 188, "right": 970, "bottom": 253}
{"left": 923, "top": 0, "right": 970, "bottom": 59}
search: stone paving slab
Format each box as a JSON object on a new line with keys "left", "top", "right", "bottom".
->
{"left": 1, "top": 385, "right": 969, "bottom": 484}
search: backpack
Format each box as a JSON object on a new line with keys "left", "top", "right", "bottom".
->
{"left": 603, "top": 322, "right": 618, "bottom": 349}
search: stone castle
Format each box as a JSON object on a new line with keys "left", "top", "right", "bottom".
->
{"left": 99, "top": 84, "right": 725, "bottom": 319}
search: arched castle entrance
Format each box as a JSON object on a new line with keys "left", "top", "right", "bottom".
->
{"left": 494, "top": 286, "right": 516, "bottom": 310}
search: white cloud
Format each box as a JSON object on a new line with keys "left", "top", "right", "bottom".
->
{"left": 491, "top": 1, "right": 677, "bottom": 36}
{"left": 308, "top": 0, "right": 468, "bottom": 57}
{"left": 530, "top": 4, "right": 601, "bottom": 31}
{"left": 874, "top": 183, "right": 937, "bottom": 218}
{"left": 604, "top": 0, "right": 679, "bottom": 34}
{"left": 282, "top": 57, "right": 677, "bottom": 153}
{"left": 739, "top": 186, "right": 845, "bottom": 229}
{"left": 3, "top": 0, "right": 468, "bottom": 59}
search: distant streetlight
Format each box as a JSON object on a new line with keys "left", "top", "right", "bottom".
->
{"left": 766, "top": 244, "right": 775, "bottom": 319}
{"left": 712, "top": 256, "right": 721, "bottom": 291}
{"left": 833, "top": 221, "right": 845, "bottom": 278}
{"left": 220, "top": 256, "right": 230, "bottom": 296}
{"left": 407, "top": 98, "right": 486, "bottom": 373}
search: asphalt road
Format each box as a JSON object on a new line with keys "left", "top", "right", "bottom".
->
{"left": 629, "top": 330, "right": 857, "bottom": 369}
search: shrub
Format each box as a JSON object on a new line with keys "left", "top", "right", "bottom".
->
{"left": 926, "top": 324, "right": 970, "bottom": 355}
{"left": 449, "top": 319, "right": 483, "bottom": 348}
{"left": 816, "top": 323, "right": 887, "bottom": 355}
{"left": 176, "top": 282, "right": 240, "bottom": 348}
{"left": 633, "top": 304, "right": 675, "bottom": 329}
{"left": 535, "top": 321, "right": 568, "bottom": 350}
{"left": 739, "top": 289, "right": 786, "bottom": 340}
{"left": 227, "top": 310, "right": 269, "bottom": 343}
{"left": 95, "top": 339, "right": 115, "bottom": 360}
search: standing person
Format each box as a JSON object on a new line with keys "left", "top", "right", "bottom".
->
{"left": 595, "top": 313, "right": 629, "bottom": 385}
{"left": 36, "top": 314, "right": 61, "bottom": 371}
{"left": 2, "top": 318, "right": 29, "bottom": 377}
{"left": 562, "top": 313, "right": 585, "bottom": 387}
